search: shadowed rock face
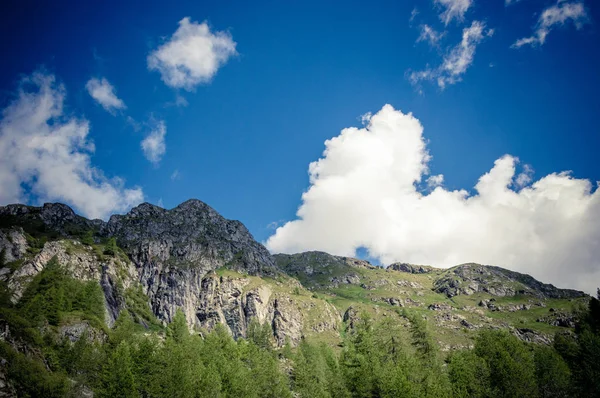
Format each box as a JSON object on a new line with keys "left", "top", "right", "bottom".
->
{"left": 0, "top": 203, "right": 104, "bottom": 236}
{"left": 101, "top": 200, "right": 278, "bottom": 326}
{"left": 104, "top": 200, "right": 276, "bottom": 275}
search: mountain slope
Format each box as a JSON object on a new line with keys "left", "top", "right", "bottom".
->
{"left": 0, "top": 200, "right": 589, "bottom": 351}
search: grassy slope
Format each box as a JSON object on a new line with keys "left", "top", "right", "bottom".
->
{"left": 273, "top": 255, "right": 588, "bottom": 349}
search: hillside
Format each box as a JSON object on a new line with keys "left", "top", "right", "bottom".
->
{"left": 0, "top": 200, "right": 596, "bottom": 397}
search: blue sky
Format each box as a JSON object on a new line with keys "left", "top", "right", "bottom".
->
{"left": 1, "top": 0, "right": 599, "bottom": 290}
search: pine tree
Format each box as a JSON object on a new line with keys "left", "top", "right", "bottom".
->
{"left": 166, "top": 309, "right": 189, "bottom": 343}
{"left": 247, "top": 318, "right": 274, "bottom": 350}
{"left": 475, "top": 330, "right": 538, "bottom": 398}
{"left": 100, "top": 341, "right": 138, "bottom": 398}
{"left": 448, "top": 349, "right": 491, "bottom": 398}
{"left": 534, "top": 345, "right": 571, "bottom": 398}
{"left": 104, "top": 237, "right": 118, "bottom": 255}
{"left": 81, "top": 230, "right": 95, "bottom": 246}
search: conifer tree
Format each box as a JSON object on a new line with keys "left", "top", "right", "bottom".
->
{"left": 100, "top": 341, "right": 138, "bottom": 398}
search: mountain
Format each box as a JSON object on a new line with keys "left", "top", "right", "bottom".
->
{"left": 0, "top": 200, "right": 593, "bottom": 395}
{"left": 0, "top": 200, "right": 587, "bottom": 346}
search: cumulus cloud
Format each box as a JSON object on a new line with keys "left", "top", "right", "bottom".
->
{"left": 141, "top": 121, "right": 167, "bottom": 165}
{"left": 266, "top": 105, "right": 600, "bottom": 294}
{"left": 417, "top": 25, "right": 445, "bottom": 47}
{"left": 512, "top": 1, "right": 589, "bottom": 48}
{"left": 147, "top": 17, "right": 237, "bottom": 90}
{"left": 435, "top": 0, "right": 472, "bottom": 25}
{"left": 0, "top": 72, "right": 143, "bottom": 219}
{"left": 409, "top": 21, "right": 493, "bottom": 89}
{"left": 85, "top": 77, "right": 126, "bottom": 113}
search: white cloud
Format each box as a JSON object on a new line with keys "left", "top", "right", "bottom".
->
{"left": 417, "top": 24, "right": 445, "bottom": 47}
{"left": 409, "top": 21, "right": 493, "bottom": 89}
{"left": 165, "top": 94, "right": 189, "bottom": 108}
{"left": 505, "top": 0, "right": 522, "bottom": 6}
{"left": 435, "top": 0, "right": 472, "bottom": 25}
{"left": 147, "top": 17, "right": 237, "bottom": 90}
{"left": 266, "top": 105, "right": 600, "bottom": 294}
{"left": 515, "top": 164, "right": 534, "bottom": 187}
{"left": 512, "top": 1, "right": 589, "bottom": 48}
{"left": 85, "top": 77, "right": 126, "bottom": 113}
{"left": 0, "top": 72, "right": 143, "bottom": 220}
{"left": 410, "top": 8, "right": 419, "bottom": 24}
{"left": 170, "top": 169, "right": 180, "bottom": 181}
{"left": 427, "top": 174, "right": 444, "bottom": 188}
{"left": 267, "top": 220, "right": 285, "bottom": 230}
{"left": 141, "top": 121, "right": 167, "bottom": 165}
{"left": 175, "top": 94, "right": 188, "bottom": 107}
{"left": 126, "top": 116, "right": 142, "bottom": 132}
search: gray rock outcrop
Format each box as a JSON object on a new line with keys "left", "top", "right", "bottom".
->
{"left": 433, "top": 263, "right": 585, "bottom": 299}
{"left": 388, "top": 263, "right": 436, "bottom": 274}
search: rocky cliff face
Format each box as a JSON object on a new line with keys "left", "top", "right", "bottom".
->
{"left": 193, "top": 274, "right": 308, "bottom": 345}
{"left": 102, "top": 200, "right": 278, "bottom": 327}
{"left": 0, "top": 203, "right": 103, "bottom": 236}
{"left": 104, "top": 200, "right": 276, "bottom": 276}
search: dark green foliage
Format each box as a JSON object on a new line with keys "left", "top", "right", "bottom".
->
{"left": 58, "top": 331, "right": 106, "bottom": 389}
{"left": 81, "top": 230, "right": 95, "bottom": 246}
{"left": 0, "top": 341, "right": 69, "bottom": 398}
{"left": 474, "top": 330, "right": 538, "bottom": 397}
{"left": 110, "top": 310, "right": 137, "bottom": 348}
{"left": 340, "top": 313, "right": 450, "bottom": 398}
{"left": 99, "top": 341, "right": 138, "bottom": 398}
{"left": 534, "top": 345, "right": 571, "bottom": 398}
{"left": 294, "top": 340, "right": 348, "bottom": 398}
{"left": 103, "top": 237, "right": 118, "bottom": 255}
{"left": 18, "top": 256, "right": 105, "bottom": 327}
{"left": 448, "top": 350, "right": 490, "bottom": 398}
{"left": 247, "top": 318, "right": 274, "bottom": 350}
{"left": 25, "top": 233, "right": 47, "bottom": 254}
{"left": 554, "top": 290, "right": 600, "bottom": 397}
{"left": 405, "top": 310, "right": 437, "bottom": 361}
{"left": 0, "top": 280, "right": 12, "bottom": 307}
{"left": 166, "top": 309, "right": 189, "bottom": 343}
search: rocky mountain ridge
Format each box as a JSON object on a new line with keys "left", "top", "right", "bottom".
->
{"left": 0, "top": 200, "right": 589, "bottom": 350}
